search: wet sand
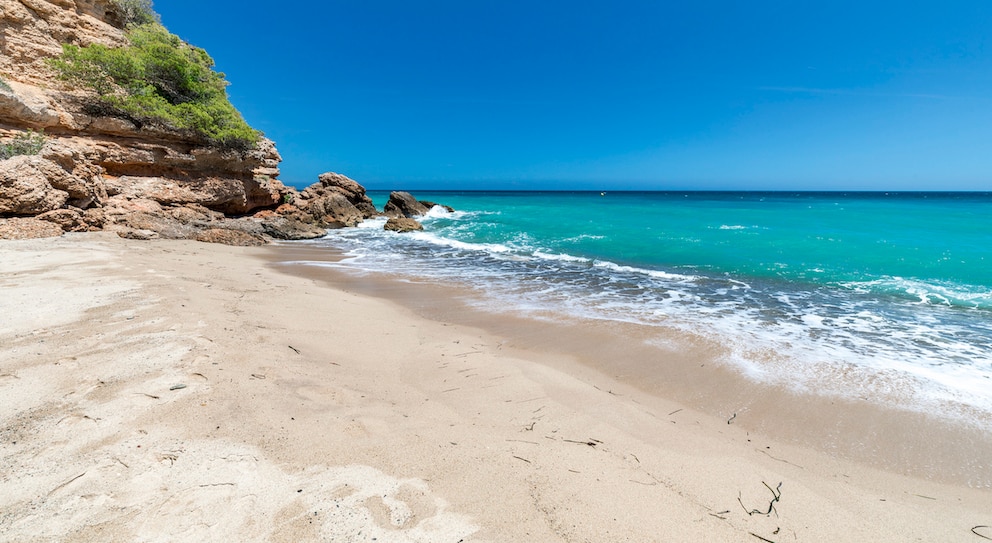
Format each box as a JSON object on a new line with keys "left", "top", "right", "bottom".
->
{"left": 273, "top": 242, "right": 992, "bottom": 489}
{"left": 1, "top": 232, "right": 989, "bottom": 542}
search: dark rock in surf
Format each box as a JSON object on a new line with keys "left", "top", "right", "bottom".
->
{"left": 384, "top": 217, "right": 424, "bottom": 233}
{"left": 384, "top": 191, "right": 430, "bottom": 218}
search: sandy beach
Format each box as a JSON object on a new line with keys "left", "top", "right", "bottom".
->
{"left": 1, "top": 233, "right": 989, "bottom": 542}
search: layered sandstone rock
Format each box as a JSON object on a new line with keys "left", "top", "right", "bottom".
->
{"left": 0, "top": 155, "right": 72, "bottom": 214}
{"left": 0, "top": 0, "right": 293, "bottom": 241}
{"left": 0, "top": 1, "right": 449, "bottom": 243}
{"left": 0, "top": 0, "right": 127, "bottom": 87}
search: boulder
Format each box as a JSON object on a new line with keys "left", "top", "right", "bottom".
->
{"left": 303, "top": 191, "right": 364, "bottom": 228}
{"left": 316, "top": 171, "right": 367, "bottom": 201}
{"left": 195, "top": 228, "right": 266, "bottom": 246}
{"left": 296, "top": 172, "right": 378, "bottom": 225}
{"left": 81, "top": 207, "right": 106, "bottom": 230}
{"left": 36, "top": 208, "right": 88, "bottom": 232}
{"left": 314, "top": 171, "right": 378, "bottom": 217}
{"left": 384, "top": 217, "right": 424, "bottom": 233}
{"left": 115, "top": 211, "right": 196, "bottom": 240}
{"left": 384, "top": 191, "right": 430, "bottom": 218}
{"left": 117, "top": 228, "right": 158, "bottom": 241}
{"left": 0, "top": 156, "right": 71, "bottom": 215}
{"left": 0, "top": 217, "right": 64, "bottom": 239}
{"left": 260, "top": 217, "right": 328, "bottom": 240}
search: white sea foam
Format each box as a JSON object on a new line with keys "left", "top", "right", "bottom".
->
{"left": 839, "top": 276, "right": 992, "bottom": 309}
{"left": 303, "top": 208, "right": 992, "bottom": 431}
{"left": 533, "top": 251, "right": 590, "bottom": 263}
{"left": 356, "top": 217, "right": 389, "bottom": 229}
{"left": 408, "top": 231, "right": 514, "bottom": 254}
{"left": 422, "top": 205, "right": 453, "bottom": 218}
{"left": 592, "top": 260, "right": 698, "bottom": 282}
{"left": 562, "top": 234, "right": 607, "bottom": 242}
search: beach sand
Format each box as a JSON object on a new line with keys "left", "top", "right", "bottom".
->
{"left": 1, "top": 232, "right": 989, "bottom": 542}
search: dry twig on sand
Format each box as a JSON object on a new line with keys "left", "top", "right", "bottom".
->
{"left": 738, "top": 482, "right": 783, "bottom": 517}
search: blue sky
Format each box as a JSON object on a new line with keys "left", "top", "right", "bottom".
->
{"left": 154, "top": 1, "right": 992, "bottom": 190}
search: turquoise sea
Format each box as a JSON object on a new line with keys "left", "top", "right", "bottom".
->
{"left": 297, "top": 191, "right": 992, "bottom": 427}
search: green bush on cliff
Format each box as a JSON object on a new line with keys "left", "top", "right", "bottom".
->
{"left": 0, "top": 76, "right": 11, "bottom": 92}
{"left": 111, "top": 0, "right": 160, "bottom": 28}
{"left": 48, "top": 23, "right": 259, "bottom": 152}
{"left": 0, "top": 130, "right": 46, "bottom": 160}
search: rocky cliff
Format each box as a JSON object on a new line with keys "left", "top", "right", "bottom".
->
{"left": 0, "top": 0, "right": 323, "bottom": 242}
{"left": 0, "top": 0, "right": 447, "bottom": 242}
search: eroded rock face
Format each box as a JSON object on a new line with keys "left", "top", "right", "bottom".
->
{"left": 0, "top": 2, "right": 440, "bottom": 245}
{"left": 303, "top": 191, "right": 364, "bottom": 228}
{"left": 294, "top": 172, "right": 377, "bottom": 227}
{"left": 0, "top": 80, "right": 63, "bottom": 129}
{"left": 0, "top": 155, "right": 72, "bottom": 215}
{"left": 0, "top": 0, "right": 289, "bottom": 235}
{"left": 0, "top": 0, "right": 127, "bottom": 87}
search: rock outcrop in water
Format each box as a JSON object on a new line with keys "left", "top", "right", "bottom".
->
{"left": 384, "top": 217, "right": 424, "bottom": 233}
{"left": 384, "top": 191, "right": 430, "bottom": 219}
{"left": 381, "top": 190, "right": 457, "bottom": 232}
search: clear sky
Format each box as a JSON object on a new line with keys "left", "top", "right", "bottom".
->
{"left": 153, "top": 1, "right": 992, "bottom": 191}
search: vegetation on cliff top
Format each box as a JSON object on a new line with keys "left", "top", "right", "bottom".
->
{"left": 48, "top": 3, "right": 259, "bottom": 152}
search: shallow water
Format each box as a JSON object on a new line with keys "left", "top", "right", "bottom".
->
{"left": 289, "top": 191, "right": 992, "bottom": 429}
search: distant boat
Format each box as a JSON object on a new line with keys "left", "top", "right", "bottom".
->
{"left": 600, "top": 192, "right": 606, "bottom": 196}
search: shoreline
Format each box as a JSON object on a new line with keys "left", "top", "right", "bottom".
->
{"left": 1, "top": 233, "right": 989, "bottom": 541}
{"left": 270, "top": 241, "right": 992, "bottom": 489}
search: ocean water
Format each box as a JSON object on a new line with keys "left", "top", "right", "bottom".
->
{"left": 293, "top": 191, "right": 992, "bottom": 427}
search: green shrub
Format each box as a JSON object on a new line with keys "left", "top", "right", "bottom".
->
{"left": 0, "top": 130, "right": 46, "bottom": 160}
{"left": 48, "top": 23, "right": 260, "bottom": 152}
{"left": 111, "top": 0, "right": 160, "bottom": 28}
{"left": 0, "top": 77, "right": 10, "bottom": 93}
